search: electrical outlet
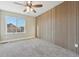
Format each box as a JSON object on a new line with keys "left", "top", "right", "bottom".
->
{"left": 75, "top": 43, "right": 78, "bottom": 48}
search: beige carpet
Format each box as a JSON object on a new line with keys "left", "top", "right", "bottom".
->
{"left": 0, "top": 38, "right": 78, "bottom": 57}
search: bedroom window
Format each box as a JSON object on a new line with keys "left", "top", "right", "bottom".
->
{"left": 5, "top": 16, "right": 25, "bottom": 34}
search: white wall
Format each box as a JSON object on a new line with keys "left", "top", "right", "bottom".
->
{"left": 0, "top": 10, "right": 35, "bottom": 42}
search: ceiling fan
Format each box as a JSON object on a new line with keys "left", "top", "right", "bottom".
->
{"left": 14, "top": 1, "right": 43, "bottom": 13}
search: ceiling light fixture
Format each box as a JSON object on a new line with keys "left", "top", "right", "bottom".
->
{"left": 14, "top": 1, "right": 43, "bottom": 13}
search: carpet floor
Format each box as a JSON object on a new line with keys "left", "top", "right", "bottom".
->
{"left": 0, "top": 38, "right": 78, "bottom": 57}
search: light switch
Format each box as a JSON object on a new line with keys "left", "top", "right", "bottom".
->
{"left": 75, "top": 43, "right": 78, "bottom": 48}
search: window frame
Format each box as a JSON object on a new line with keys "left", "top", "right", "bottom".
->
{"left": 5, "top": 16, "right": 26, "bottom": 34}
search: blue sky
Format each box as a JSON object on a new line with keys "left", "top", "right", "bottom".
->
{"left": 6, "top": 16, "right": 25, "bottom": 27}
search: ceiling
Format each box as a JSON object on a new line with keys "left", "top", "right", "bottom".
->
{"left": 0, "top": 1, "right": 63, "bottom": 17}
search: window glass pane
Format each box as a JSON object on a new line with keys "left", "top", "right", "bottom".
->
{"left": 5, "top": 16, "right": 16, "bottom": 33}
{"left": 17, "top": 17, "right": 25, "bottom": 32}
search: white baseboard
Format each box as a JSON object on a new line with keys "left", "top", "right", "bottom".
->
{"left": 0, "top": 36, "right": 35, "bottom": 44}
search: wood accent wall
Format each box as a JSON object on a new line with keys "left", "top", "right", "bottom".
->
{"left": 76, "top": 2, "right": 79, "bottom": 54}
{"left": 36, "top": 10, "right": 52, "bottom": 42}
{"left": 54, "top": 2, "right": 68, "bottom": 49}
{"left": 67, "top": 2, "right": 77, "bottom": 52}
{"left": 36, "top": 1, "right": 79, "bottom": 54}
